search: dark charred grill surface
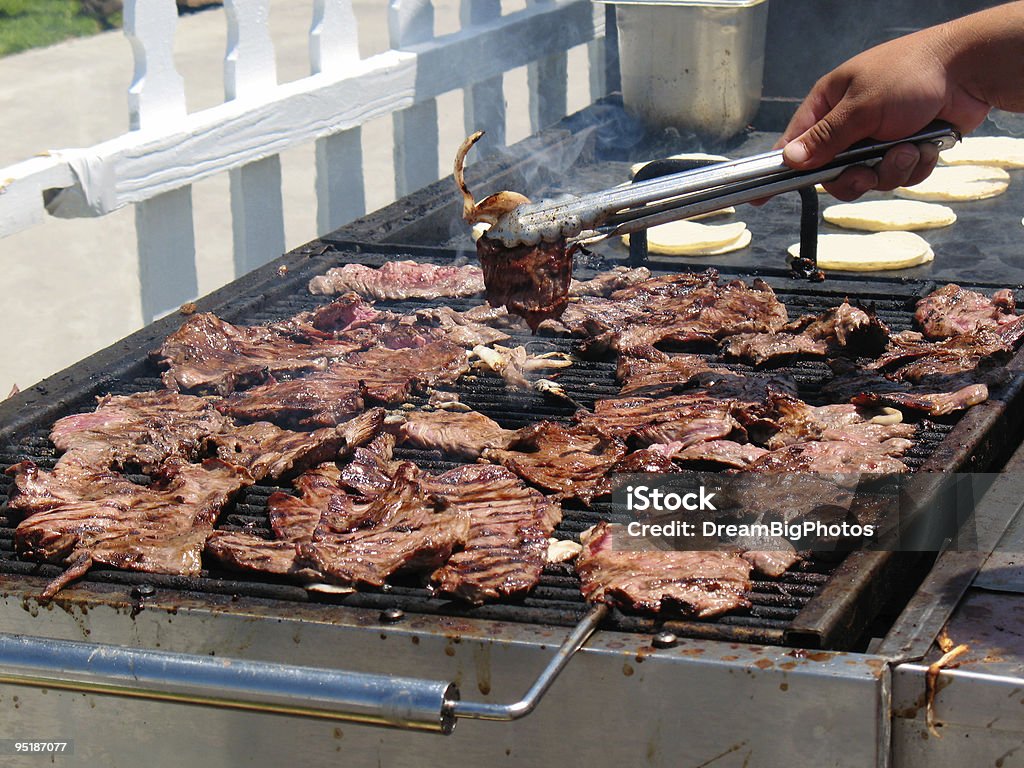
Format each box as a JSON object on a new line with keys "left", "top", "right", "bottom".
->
{"left": 3, "top": 239, "right": 1022, "bottom": 651}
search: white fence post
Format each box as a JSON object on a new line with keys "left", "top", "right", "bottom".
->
{"left": 224, "top": 0, "right": 286, "bottom": 277}
{"left": 124, "top": 0, "right": 198, "bottom": 322}
{"left": 526, "top": 0, "right": 568, "bottom": 133}
{"left": 459, "top": 0, "right": 505, "bottom": 156}
{"left": 389, "top": 0, "right": 439, "bottom": 197}
{"left": 311, "top": 0, "right": 366, "bottom": 235}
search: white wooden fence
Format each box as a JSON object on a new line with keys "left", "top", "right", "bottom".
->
{"left": 0, "top": 0, "right": 607, "bottom": 322}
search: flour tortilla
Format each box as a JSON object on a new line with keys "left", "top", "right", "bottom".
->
{"left": 624, "top": 221, "right": 751, "bottom": 256}
{"left": 787, "top": 231, "right": 934, "bottom": 271}
{"left": 939, "top": 136, "right": 1024, "bottom": 168}
{"left": 630, "top": 153, "right": 729, "bottom": 178}
{"left": 895, "top": 165, "right": 1010, "bottom": 202}
{"left": 822, "top": 200, "right": 956, "bottom": 232}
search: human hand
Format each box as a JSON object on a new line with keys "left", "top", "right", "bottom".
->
{"left": 778, "top": 25, "right": 991, "bottom": 200}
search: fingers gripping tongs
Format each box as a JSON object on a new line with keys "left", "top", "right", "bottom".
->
{"left": 482, "top": 121, "right": 960, "bottom": 250}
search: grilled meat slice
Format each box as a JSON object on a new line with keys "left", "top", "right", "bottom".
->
{"left": 476, "top": 236, "right": 573, "bottom": 331}
{"left": 576, "top": 522, "right": 752, "bottom": 617}
{"left": 49, "top": 390, "right": 229, "bottom": 472}
{"left": 413, "top": 306, "right": 511, "bottom": 347}
{"left": 868, "top": 329, "right": 1013, "bottom": 382}
{"left": 483, "top": 422, "right": 628, "bottom": 505}
{"left": 673, "top": 439, "right": 770, "bottom": 468}
{"left": 268, "top": 463, "right": 343, "bottom": 541}
{"left": 154, "top": 312, "right": 365, "bottom": 395}
{"left": 569, "top": 266, "right": 652, "bottom": 297}
{"left": 12, "top": 457, "right": 253, "bottom": 597}
{"left": 723, "top": 301, "right": 889, "bottom": 366}
{"left": 746, "top": 440, "right": 909, "bottom": 474}
{"left": 576, "top": 394, "right": 744, "bottom": 448}
{"left": 294, "top": 463, "right": 471, "bottom": 588}
{"left": 740, "top": 546, "right": 801, "bottom": 578}
{"left": 219, "top": 341, "right": 469, "bottom": 427}
{"left": 205, "top": 534, "right": 309, "bottom": 578}
{"left": 915, "top": 284, "right": 1020, "bottom": 339}
{"left": 428, "top": 464, "right": 562, "bottom": 604}
{"left": 852, "top": 383, "right": 990, "bottom": 417}
{"left": 212, "top": 423, "right": 347, "bottom": 481}
{"left": 765, "top": 393, "right": 916, "bottom": 449}
{"left": 397, "top": 409, "right": 517, "bottom": 459}
{"left": 309, "top": 260, "right": 485, "bottom": 300}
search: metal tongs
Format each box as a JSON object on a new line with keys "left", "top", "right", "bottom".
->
{"left": 483, "top": 121, "right": 961, "bottom": 249}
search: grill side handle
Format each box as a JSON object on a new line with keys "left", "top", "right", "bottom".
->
{"left": 0, "top": 604, "right": 607, "bottom": 734}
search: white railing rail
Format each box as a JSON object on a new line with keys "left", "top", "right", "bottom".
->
{"left": 0, "top": 0, "right": 606, "bottom": 322}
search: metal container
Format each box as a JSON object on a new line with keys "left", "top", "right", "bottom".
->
{"left": 601, "top": 0, "right": 769, "bottom": 140}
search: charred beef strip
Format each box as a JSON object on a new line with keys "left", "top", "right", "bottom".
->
{"left": 309, "top": 260, "right": 485, "bottom": 300}
{"left": 154, "top": 311, "right": 366, "bottom": 396}
{"left": 576, "top": 522, "right": 752, "bottom": 617}
{"left": 868, "top": 328, "right": 1016, "bottom": 382}
{"left": 723, "top": 301, "right": 889, "bottom": 367}
{"left": 576, "top": 394, "right": 745, "bottom": 448}
{"left": 914, "top": 283, "right": 1021, "bottom": 339}
{"left": 427, "top": 464, "right": 562, "bottom": 604}
{"left": 413, "top": 306, "right": 511, "bottom": 347}
{"left": 11, "top": 457, "right": 253, "bottom": 597}
{"left": 764, "top": 393, "right": 916, "bottom": 449}
{"left": 671, "top": 439, "right": 770, "bottom": 469}
{"left": 396, "top": 409, "right": 517, "bottom": 460}
{"left": 49, "top": 390, "right": 230, "bottom": 472}
{"left": 746, "top": 440, "right": 909, "bottom": 474}
{"left": 219, "top": 340, "right": 469, "bottom": 427}
{"left": 475, "top": 235, "right": 574, "bottom": 332}
{"left": 483, "top": 422, "right": 628, "bottom": 505}
{"left": 569, "top": 266, "right": 652, "bottom": 297}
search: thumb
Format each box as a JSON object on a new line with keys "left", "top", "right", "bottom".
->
{"left": 783, "top": 105, "right": 871, "bottom": 169}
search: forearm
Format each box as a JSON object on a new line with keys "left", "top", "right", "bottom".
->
{"left": 940, "top": 1, "right": 1024, "bottom": 113}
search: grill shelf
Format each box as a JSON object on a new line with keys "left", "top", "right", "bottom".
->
{"left": 2, "top": 239, "right": 1022, "bottom": 652}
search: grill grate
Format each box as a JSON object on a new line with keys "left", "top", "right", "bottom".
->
{"left": 0, "top": 252, "right": 1001, "bottom": 650}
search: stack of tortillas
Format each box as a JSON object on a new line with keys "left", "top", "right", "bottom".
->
{"left": 939, "top": 136, "right": 1024, "bottom": 168}
{"left": 788, "top": 231, "right": 934, "bottom": 271}
{"left": 624, "top": 220, "right": 751, "bottom": 256}
{"left": 896, "top": 165, "right": 1010, "bottom": 201}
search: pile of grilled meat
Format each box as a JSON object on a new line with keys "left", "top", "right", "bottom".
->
{"left": 6, "top": 264, "right": 1022, "bottom": 618}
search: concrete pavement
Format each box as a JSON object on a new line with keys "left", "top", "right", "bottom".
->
{"left": 0, "top": 0, "right": 590, "bottom": 395}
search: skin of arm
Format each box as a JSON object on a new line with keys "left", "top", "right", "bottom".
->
{"left": 779, "top": 2, "right": 1024, "bottom": 200}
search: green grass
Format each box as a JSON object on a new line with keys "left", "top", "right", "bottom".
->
{"left": 0, "top": 0, "right": 117, "bottom": 57}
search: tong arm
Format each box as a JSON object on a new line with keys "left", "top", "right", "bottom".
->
{"left": 485, "top": 121, "right": 960, "bottom": 248}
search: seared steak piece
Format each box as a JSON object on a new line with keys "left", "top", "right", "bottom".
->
{"left": 747, "top": 440, "right": 909, "bottom": 474}
{"left": 723, "top": 301, "right": 889, "bottom": 366}
{"left": 268, "top": 463, "right": 343, "bottom": 541}
{"left": 569, "top": 266, "right": 652, "bottom": 297}
{"left": 576, "top": 394, "right": 744, "bottom": 448}
{"left": 49, "top": 390, "right": 229, "bottom": 472}
{"left": 213, "top": 423, "right": 346, "bottom": 481}
{"left": 308, "top": 260, "right": 485, "bottom": 300}
{"left": 428, "top": 464, "right": 562, "bottom": 604}
{"left": 413, "top": 306, "right": 511, "bottom": 347}
{"left": 868, "top": 329, "right": 1014, "bottom": 382}
{"left": 740, "top": 546, "right": 801, "bottom": 578}
{"left": 483, "top": 422, "right": 628, "bottom": 505}
{"left": 765, "top": 393, "right": 916, "bottom": 449}
{"left": 852, "top": 383, "right": 990, "bottom": 417}
{"left": 672, "top": 439, "right": 769, "bottom": 468}
{"left": 576, "top": 522, "right": 752, "bottom": 617}
{"left": 397, "top": 409, "right": 517, "bottom": 459}
{"left": 476, "top": 235, "right": 573, "bottom": 331}
{"left": 294, "top": 463, "right": 471, "bottom": 588}
{"left": 11, "top": 457, "right": 253, "bottom": 597}
{"left": 205, "top": 534, "right": 311, "bottom": 578}
{"left": 154, "top": 312, "right": 365, "bottom": 395}
{"left": 220, "top": 340, "right": 469, "bottom": 426}
{"left": 915, "top": 284, "right": 1020, "bottom": 339}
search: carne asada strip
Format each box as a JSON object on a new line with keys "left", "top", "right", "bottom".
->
{"left": 11, "top": 457, "right": 253, "bottom": 597}
{"left": 309, "top": 260, "right": 485, "bottom": 300}
{"left": 914, "top": 283, "right": 1021, "bottom": 339}
{"left": 49, "top": 390, "right": 229, "bottom": 472}
{"left": 483, "top": 422, "right": 628, "bottom": 505}
{"left": 428, "top": 464, "right": 562, "bottom": 604}
{"left": 397, "top": 409, "right": 517, "bottom": 459}
{"left": 576, "top": 522, "right": 752, "bottom": 617}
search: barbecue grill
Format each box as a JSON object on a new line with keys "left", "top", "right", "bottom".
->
{"left": 2, "top": 99, "right": 1024, "bottom": 767}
